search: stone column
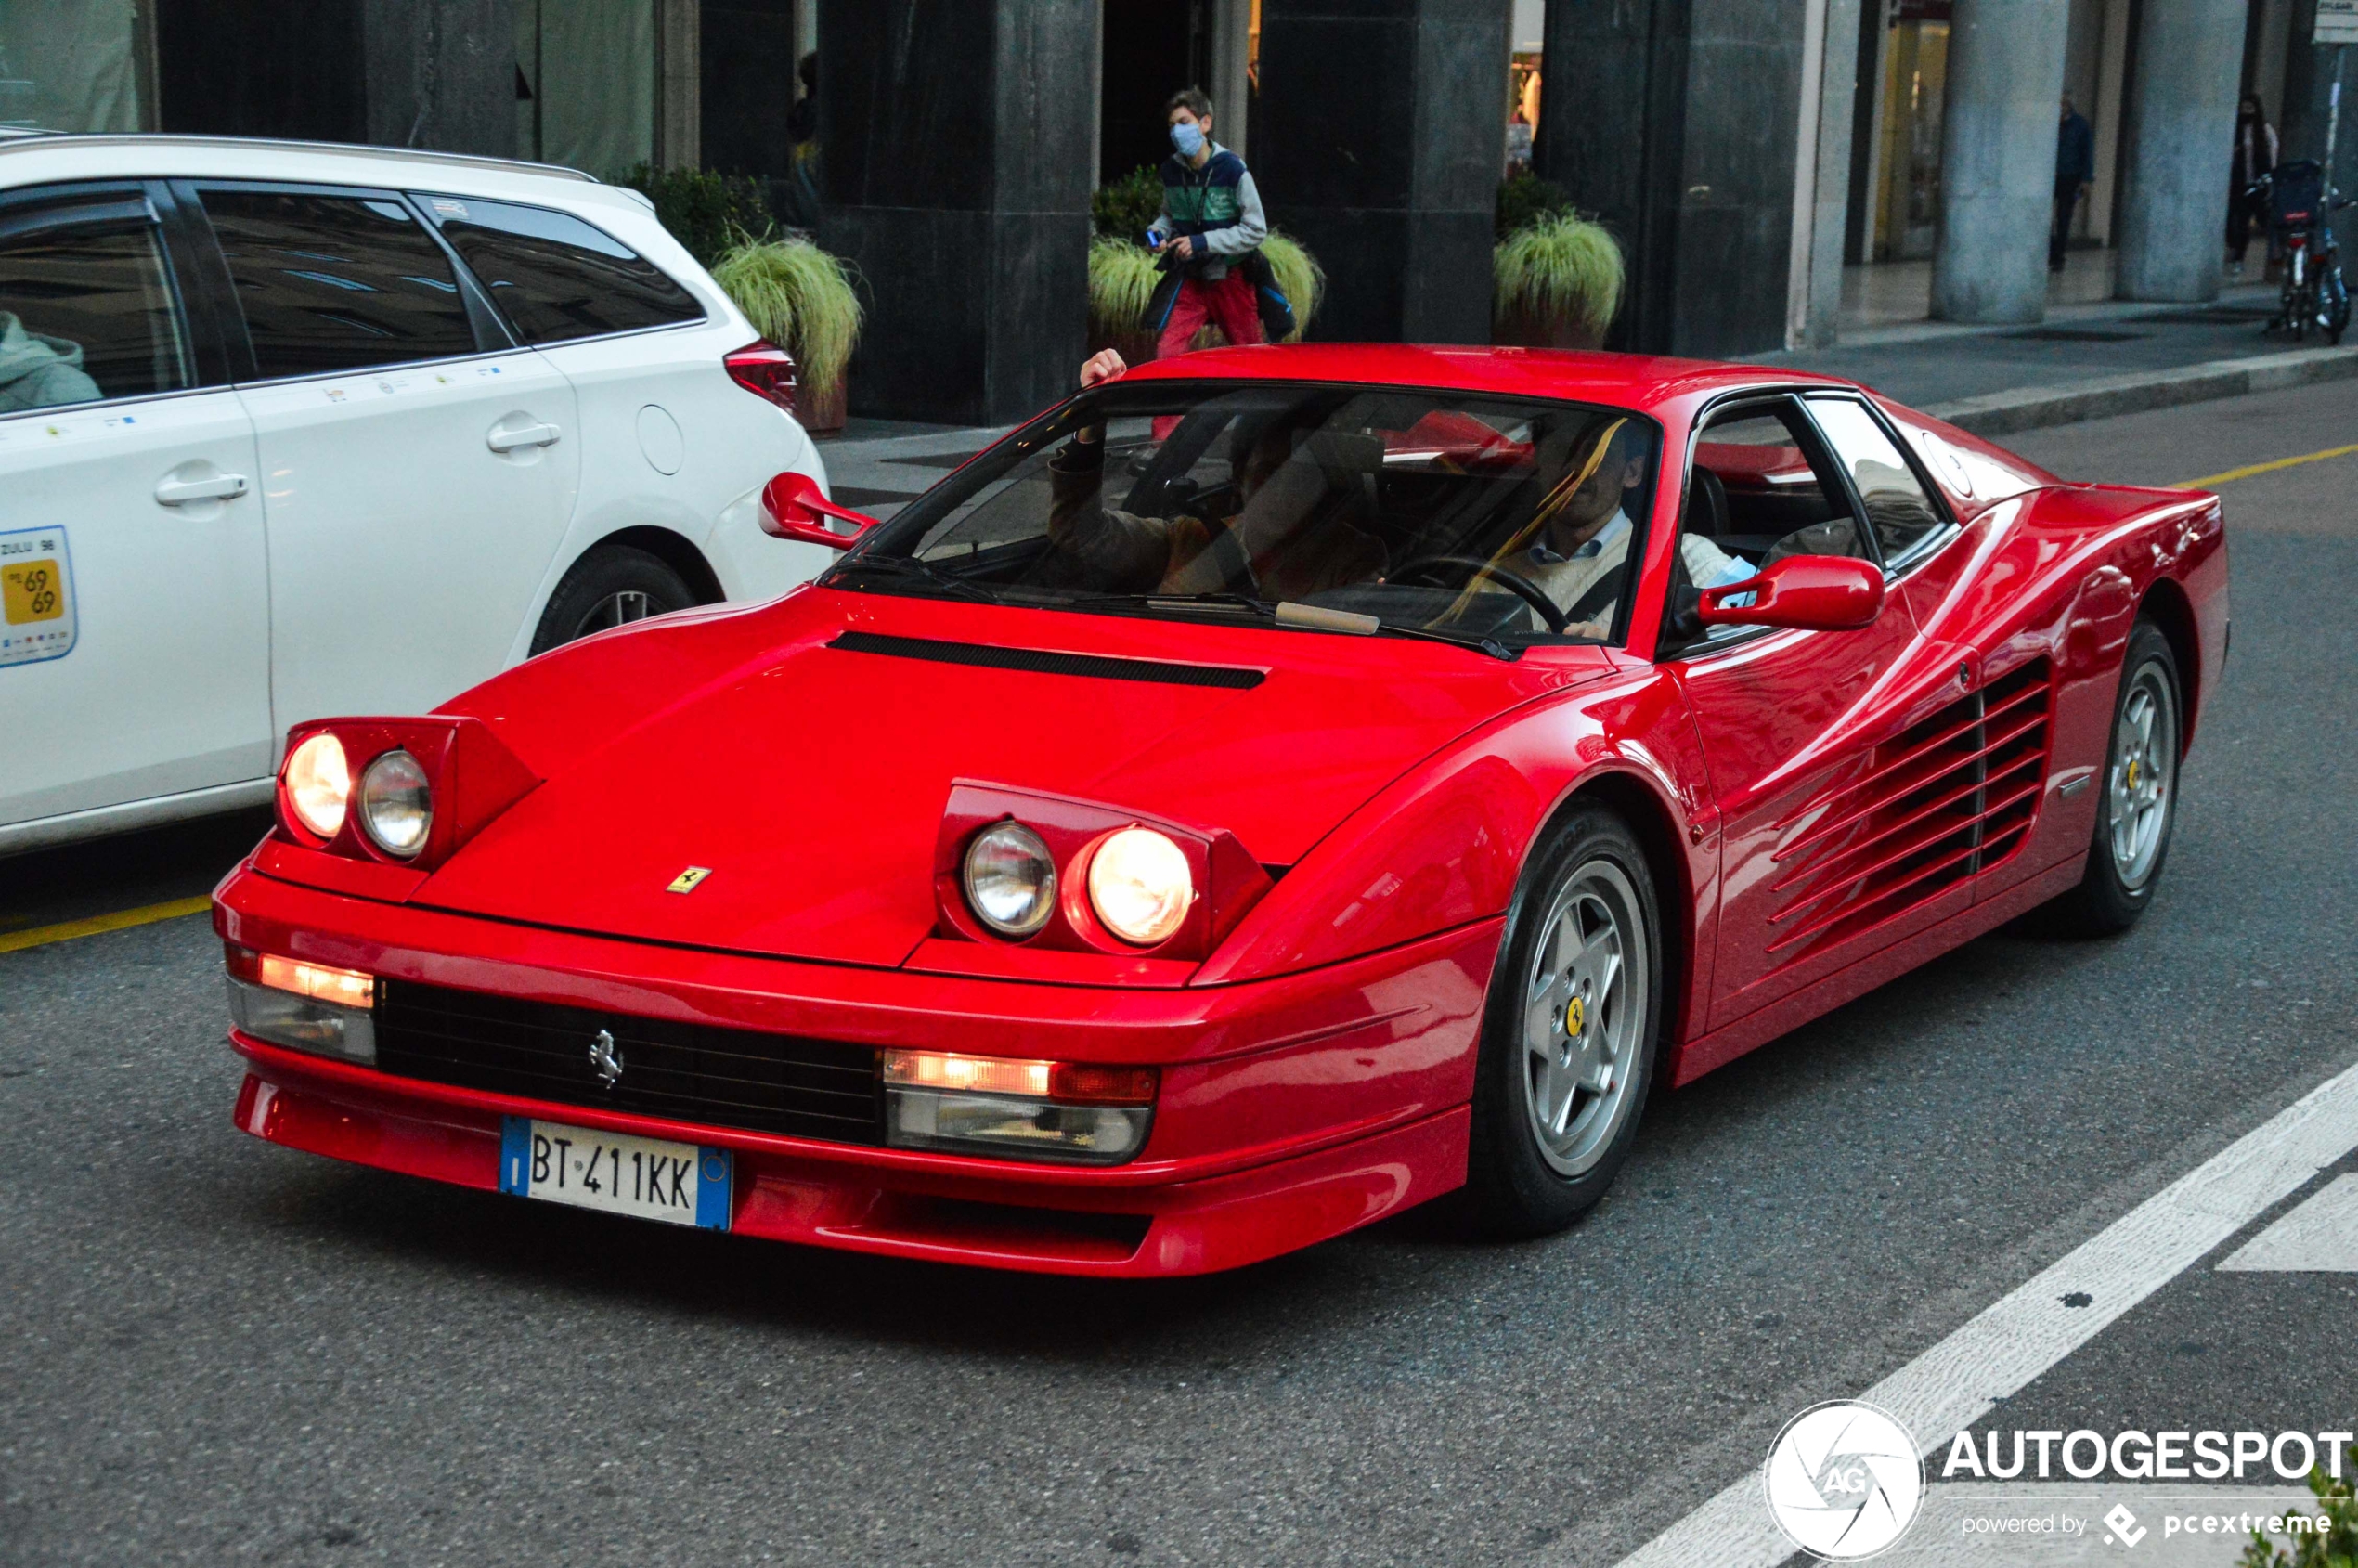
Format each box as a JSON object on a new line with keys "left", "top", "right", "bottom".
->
{"left": 818, "top": 0, "right": 1095, "bottom": 425}
{"left": 1930, "top": 0, "right": 2071, "bottom": 324}
{"left": 2116, "top": 0, "right": 2245, "bottom": 301}
{"left": 1537, "top": 0, "right": 1814, "bottom": 357}
{"left": 361, "top": 0, "right": 516, "bottom": 156}
{"left": 1793, "top": 0, "right": 1865, "bottom": 347}
{"left": 1253, "top": 0, "right": 1510, "bottom": 344}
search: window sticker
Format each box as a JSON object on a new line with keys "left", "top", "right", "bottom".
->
{"left": 0, "top": 525, "right": 78, "bottom": 668}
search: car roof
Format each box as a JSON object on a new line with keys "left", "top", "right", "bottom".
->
{"left": 0, "top": 133, "right": 630, "bottom": 210}
{"left": 1118, "top": 342, "right": 1859, "bottom": 410}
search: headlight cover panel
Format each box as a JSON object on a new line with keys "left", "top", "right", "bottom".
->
{"left": 931, "top": 779, "right": 1273, "bottom": 961}
{"left": 271, "top": 715, "right": 539, "bottom": 875}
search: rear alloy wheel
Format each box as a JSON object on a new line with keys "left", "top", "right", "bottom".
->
{"left": 2048, "top": 619, "right": 2182, "bottom": 935}
{"left": 529, "top": 545, "right": 699, "bottom": 655}
{"left": 1466, "top": 807, "right": 1664, "bottom": 1237}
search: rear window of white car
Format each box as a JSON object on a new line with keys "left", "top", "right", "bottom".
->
{"left": 418, "top": 195, "right": 703, "bottom": 344}
{"left": 199, "top": 188, "right": 479, "bottom": 379}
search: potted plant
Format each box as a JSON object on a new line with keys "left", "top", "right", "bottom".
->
{"left": 1494, "top": 197, "right": 1625, "bottom": 352}
{"left": 712, "top": 233, "right": 864, "bottom": 434}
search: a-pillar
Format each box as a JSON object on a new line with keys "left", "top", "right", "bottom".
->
{"left": 817, "top": 0, "right": 1095, "bottom": 425}
{"left": 1252, "top": 0, "right": 1510, "bottom": 344}
{"left": 1930, "top": 0, "right": 2072, "bottom": 324}
{"left": 2116, "top": 0, "right": 2244, "bottom": 301}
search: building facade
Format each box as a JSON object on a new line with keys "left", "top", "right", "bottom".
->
{"left": 3, "top": 0, "right": 2335, "bottom": 421}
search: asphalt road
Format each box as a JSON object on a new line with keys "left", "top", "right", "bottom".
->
{"left": 5, "top": 383, "right": 2355, "bottom": 1568}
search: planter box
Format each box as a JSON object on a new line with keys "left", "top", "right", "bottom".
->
{"left": 1494, "top": 313, "right": 1607, "bottom": 353}
{"left": 797, "top": 376, "right": 847, "bottom": 434}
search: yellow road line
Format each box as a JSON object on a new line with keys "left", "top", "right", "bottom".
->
{"left": 2175, "top": 441, "right": 2358, "bottom": 489}
{"left": 0, "top": 895, "right": 213, "bottom": 955}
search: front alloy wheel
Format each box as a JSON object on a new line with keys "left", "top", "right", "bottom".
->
{"left": 1467, "top": 806, "right": 1663, "bottom": 1236}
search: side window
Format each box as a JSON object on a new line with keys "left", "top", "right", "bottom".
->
{"left": 1684, "top": 399, "right": 1870, "bottom": 576}
{"left": 0, "top": 189, "right": 193, "bottom": 414}
{"left": 199, "top": 188, "right": 477, "bottom": 379}
{"left": 419, "top": 195, "right": 703, "bottom": 343}
{"left": 1807, "top": 396, "right": 1949, "bottom": 564}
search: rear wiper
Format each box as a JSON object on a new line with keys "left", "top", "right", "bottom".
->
{"left": 826, "top": 553, "right": 1000, "bottom": 605}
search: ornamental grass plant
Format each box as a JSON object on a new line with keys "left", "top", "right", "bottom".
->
{"left": 1494, "top": 211, "right": 1626, "bottom": 349}
{"left": 710, "top": 233, "right": 863, "bottom": 408}
{"left": 1087, "top": 230, "right": 1325, "bottom": 354}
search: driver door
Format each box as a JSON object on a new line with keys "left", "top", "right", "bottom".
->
{"left": 1666, "top": 396, "right": 1959, "bottom": 1033}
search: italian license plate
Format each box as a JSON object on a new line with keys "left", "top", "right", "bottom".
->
{"left": 498, "top": 1117, "right": 731, "bottom": 1230}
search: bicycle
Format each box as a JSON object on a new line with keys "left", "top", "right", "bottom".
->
{"left": 2249, "top": 159, "right": 2353, "bottom": 344}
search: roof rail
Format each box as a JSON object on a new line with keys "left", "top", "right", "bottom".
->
{"left": 0, "top": 133, "right": 596, "bottom": 182}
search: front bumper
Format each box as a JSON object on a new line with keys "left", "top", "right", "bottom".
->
{"left": 217, "top": 863, "right": 1497, "bottom": 1276}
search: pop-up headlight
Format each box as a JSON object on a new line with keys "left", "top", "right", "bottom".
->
{"left": 882, "top": 1048, "right": 1157, "bottom": 1164}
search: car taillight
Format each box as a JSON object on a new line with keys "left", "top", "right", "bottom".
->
{"left": 725, "top": 339, "right": 798, "bottom": 415}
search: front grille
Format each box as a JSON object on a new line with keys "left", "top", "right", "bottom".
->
{"left": 375, "top": 980, "right": 884, "bottom": 1145}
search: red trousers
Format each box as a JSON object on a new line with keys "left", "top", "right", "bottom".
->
{"left": 1157, "top": 270, "right": 1264, "bottom": 358}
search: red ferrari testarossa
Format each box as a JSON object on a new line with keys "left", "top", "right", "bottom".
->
{"left": 215, "top": 344, "right": 2224, "bottom": 1276}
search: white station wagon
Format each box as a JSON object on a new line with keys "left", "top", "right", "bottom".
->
{"left": 0, "top": 134, "right": 836, "bottom": 853}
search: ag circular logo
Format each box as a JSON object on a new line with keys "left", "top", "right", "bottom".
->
{"left": 1762, "top": 1400, "right": 1924, "bottom": 1560}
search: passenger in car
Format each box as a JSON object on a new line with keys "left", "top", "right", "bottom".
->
{"left": 0, "top": 313, "right": 100, "bottom": 413}
{"left": 1498, "top": 421, "right": 1753, "bottom": 637}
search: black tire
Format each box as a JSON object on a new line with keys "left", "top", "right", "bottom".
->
{"left": 2045, "top": 619, "right": 2183, "bottom": 936}
{"left": 1464, "top": 806, "right": 1665, "bottom": 1238}
{"left": 528, "top": 545, "right": 699, "bottom": 656}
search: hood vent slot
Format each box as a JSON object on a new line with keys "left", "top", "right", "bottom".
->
{"left": 829, "top": 631, "right": 1264, "bottom": 689}
{"left": 1767, "top": 657, "right": 2054, "bottom": 960}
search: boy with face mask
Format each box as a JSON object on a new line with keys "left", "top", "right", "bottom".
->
{"left": 1150, "top": 86, "right": 1270, "bottom": 360}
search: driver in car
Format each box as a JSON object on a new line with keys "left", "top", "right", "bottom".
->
{"left": 1500, "top": 420, "right": 1755, "bottom": 637}
{"left": 1038, "top": 349, "right": 1385, "bottom": 599}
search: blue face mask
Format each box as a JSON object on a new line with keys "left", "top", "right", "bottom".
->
{"left": 1170, "top": 122, "right": 1205, "bottom": 159}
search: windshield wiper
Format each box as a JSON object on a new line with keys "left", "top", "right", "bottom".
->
{"left": 984, "top": 587, "right": 1521, "bottom": 661}
{"left": 826, "top": 553, "right": 1001, "bottom": 605}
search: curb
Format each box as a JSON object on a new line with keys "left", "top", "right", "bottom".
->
{"left": 1924, "top": 343, "right": 2358, "bottom": 437}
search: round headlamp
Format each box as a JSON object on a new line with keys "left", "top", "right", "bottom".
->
{"left": 283, "top": 732, "right": 351, "bottom": 840}
{"left": 357, "top": 749, "right": 433, "bottom": 859}
{"left": 963, "top": 822, "right": 1056, "bottom": 937}
{"left": 1087, "top": 827, "right": 1193, "bottom": 946}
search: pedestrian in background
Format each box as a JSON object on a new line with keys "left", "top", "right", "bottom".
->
{"left": 1148, "top": 87, "right": 1269, "bottom": 360}
{"left": 2052, "top": 94, "right": 2095, "bottom": 274}
{"left": 2227, "top": 92, "right": 2279, "bottom": 277}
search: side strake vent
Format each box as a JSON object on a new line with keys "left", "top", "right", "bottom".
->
{"left": 1768, "top": 658, "right": 2054, "bottom": 958}
{"left": 829, "top": 631, "right": 1264, "bottom": 690}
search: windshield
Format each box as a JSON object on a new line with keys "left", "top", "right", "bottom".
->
{"left": 833, "top": 381, "right": 1664, "bottom": 648}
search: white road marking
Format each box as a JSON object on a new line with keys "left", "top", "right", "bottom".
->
{"left": 2216, "top": 1173, "right": 2358, "bottom": 1272}
{"left": 1611, "top": 1059, "right": 2358, "bottom": 1568}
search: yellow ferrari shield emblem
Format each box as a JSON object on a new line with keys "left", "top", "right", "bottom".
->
{"left": 667, "top": 866, "right": 712, "bottom": 894}
{"left": 1564, "top": 995, "right": 1586, "bottom": 1036}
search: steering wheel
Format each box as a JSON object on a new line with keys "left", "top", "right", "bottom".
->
{"left": 1389, "top": 554, "right": 1569, "bottom": 633}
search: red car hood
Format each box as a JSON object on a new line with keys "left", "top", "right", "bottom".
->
{"left": 416, "top": 592, "right": 1607, "bottom": 967}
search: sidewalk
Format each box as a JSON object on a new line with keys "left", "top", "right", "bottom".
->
{"left": 811, "top": 280, "right": 2355, "bottom": 509}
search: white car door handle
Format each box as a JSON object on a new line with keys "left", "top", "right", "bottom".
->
{"left": 153, "top": 473, "right": 249, "bottom": 505}
{"left": 487, "top": 421, "right": 562, "bottom": 453}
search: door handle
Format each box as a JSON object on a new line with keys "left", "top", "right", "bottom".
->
{"left": 487, "top": 421, "right": 562, "bottom": 453}
{"left": 154, "top": 473, "right": 249, "bottom": 505}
